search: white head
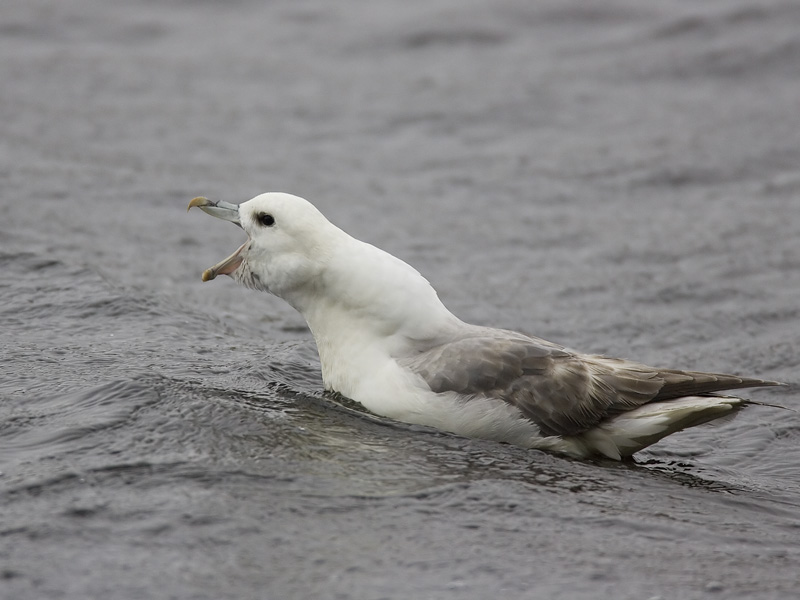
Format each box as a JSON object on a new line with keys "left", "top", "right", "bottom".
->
{"left": 189, "top": 192, "right": 347, "bottom": 306}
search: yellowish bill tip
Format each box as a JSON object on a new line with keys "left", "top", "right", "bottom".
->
{"left": 188, "top": 196, "right": 211, "bottom": 212}
{"left": 201, "top": 268, "right": 216, "bottom": 282}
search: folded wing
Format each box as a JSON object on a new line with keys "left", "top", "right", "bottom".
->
{"left": 401, "top": 330, "right": 779, "bottom": 437}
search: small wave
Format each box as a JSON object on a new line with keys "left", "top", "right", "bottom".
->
{"left": 0, "top": 378, "right": 161, "bottom": 458}
{"left": 401, "top": 29, "right": 507, "bottom": 50}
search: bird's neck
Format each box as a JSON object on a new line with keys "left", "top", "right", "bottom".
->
{"left": 287, "top": 238, "right": 459, "bottom": 395}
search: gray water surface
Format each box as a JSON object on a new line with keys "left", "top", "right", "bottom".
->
{"left": 2, "top": 1, "right": 799, "bottom": 599}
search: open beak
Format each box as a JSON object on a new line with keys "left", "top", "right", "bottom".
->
{"left": 188, "top": 197, "right": 248, "bottom": 282}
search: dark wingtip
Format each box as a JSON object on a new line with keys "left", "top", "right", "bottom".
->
{"left": 747, "top": 399, "right": 796, "bottom": 412}
{"left": 730, "top": 376, "right": 787, "bottom": 389}
{"left": 753, "top": 379, "right": 788, "bottom": 388}
{"left": 744, "top": 379, "right": 793, "bottom": 411}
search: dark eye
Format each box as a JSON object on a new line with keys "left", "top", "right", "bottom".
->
{"left": 257, "top": 213, "right": 275, "bottom": 227}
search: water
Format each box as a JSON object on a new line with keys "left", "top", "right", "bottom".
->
{"left": 2, "top": 1, "right": 799, "bottom": 598}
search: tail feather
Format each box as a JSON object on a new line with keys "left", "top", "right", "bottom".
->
{"left": 578, "top": 396, "right": 746, "bottom": 460}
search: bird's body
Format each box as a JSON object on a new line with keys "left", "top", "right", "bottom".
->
{"left": 188, "top": 192, "right": 780, "bottom": 460}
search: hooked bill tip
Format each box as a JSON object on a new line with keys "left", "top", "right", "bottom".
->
{"left": 201, "top": 268, "right": 216, "bottom": 282}
{"left": 188, "top": 196, "right": 212, "bottom": 212}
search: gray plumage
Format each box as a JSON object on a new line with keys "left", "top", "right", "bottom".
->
{"left": 400, "top": 328, "right": 780, "bottom": 438}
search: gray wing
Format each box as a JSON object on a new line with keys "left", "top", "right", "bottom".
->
{"left": 399, "top": 330, "right": 779, "bottom": 437}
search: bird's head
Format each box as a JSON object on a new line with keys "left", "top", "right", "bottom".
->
{"left": 188, "top": 192, "right": 340, "bottom": 302}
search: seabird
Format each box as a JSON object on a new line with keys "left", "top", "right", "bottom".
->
{"left": 188, "top": 192, "right": 781, "bottom": 460}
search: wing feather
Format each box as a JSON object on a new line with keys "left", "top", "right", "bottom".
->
{"left": 400, "top": 330, "right": 780, "bottom": 437}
